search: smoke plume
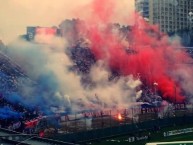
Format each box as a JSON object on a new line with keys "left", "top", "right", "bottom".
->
{"left": 76, "top": 0, "right": 193, "bottom": 103}
{"left": 4, "top": 0, "right": 193, "bottom": 115}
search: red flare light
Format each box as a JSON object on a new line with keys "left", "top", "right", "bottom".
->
{"left": 118, "top": 113, "right": 122, "bottom": 121}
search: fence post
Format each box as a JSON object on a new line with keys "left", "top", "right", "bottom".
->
{"left": 75, "top": 113, "right": 77, "bottom": 132}
{"left": 132, "top": 107, "right": 134, "bottom": 124}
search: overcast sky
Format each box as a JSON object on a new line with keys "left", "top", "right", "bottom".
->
{"left": 0, "top": 0, "right": 134, "bottom": 44}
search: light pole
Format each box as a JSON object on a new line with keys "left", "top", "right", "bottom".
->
{"left": 153, "top": 82, "right": 158, "bottom": 96}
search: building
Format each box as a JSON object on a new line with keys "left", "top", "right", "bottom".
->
{"left": 135, "top": 0, "right": 149, "bottom": 20}
{"left": 135, "top": 0, "right": 193, "bottom": 33}
{"left": 26, "top": 26, "right": 61, "bottom": 42}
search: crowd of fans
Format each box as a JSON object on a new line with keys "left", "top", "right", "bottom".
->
{"left": 69, "top": 45, "right": 96, "bottom": 74}
{"left": 0, "top": 19, "right": 192, "bottom": 136}
{"left": 0, "top": 25, "right": 166, "bottom": 135}
{"left": 0, "top": 51, "right": 42, "bottom": 134}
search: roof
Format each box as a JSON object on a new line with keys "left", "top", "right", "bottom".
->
{"left": 0, "top": 128, "right": 78, "bottom": 145}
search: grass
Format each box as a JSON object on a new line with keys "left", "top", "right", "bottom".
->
{"left": 88, "top": 124, "right": 193, "bottom": 145}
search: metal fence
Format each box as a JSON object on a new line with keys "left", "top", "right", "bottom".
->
{"left": 36, "top": 103, "right": 193, "bottom": 142}
{"left": 51, "top": 115, "right": 193, "bottom": 143}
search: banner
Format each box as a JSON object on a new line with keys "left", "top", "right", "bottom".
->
{"left": 147, "top": 141, "right": 193, "bottom": 145}
{"left": 163, "top": 127, "right": 193, "bottom": 137}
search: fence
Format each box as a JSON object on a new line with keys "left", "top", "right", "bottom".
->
{"left": 51, "top": 116, "right": 193, "bottom": 143}
{"left": 37, "top": 103, "right": 193, "bottom": 143}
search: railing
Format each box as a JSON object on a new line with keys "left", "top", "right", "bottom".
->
{"left": 51, "top": 116, "right": 193, "bottom": 143}
{"left": 0, "top": 128, "right": 79, "bottom": 145}
{"left": 37, "top": 104, "right": 193, "bottom": 143}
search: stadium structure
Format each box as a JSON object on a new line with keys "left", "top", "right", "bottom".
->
{"left": 1, "top": 19, "right": 193, "bottom": 144}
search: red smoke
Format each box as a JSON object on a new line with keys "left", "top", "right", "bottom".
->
{"left": 79, "top": 0, "right": 192, "bottom": 103}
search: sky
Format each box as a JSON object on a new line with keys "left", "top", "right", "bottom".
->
{"left": 0, "top": 0, "right": 135, "bottom": 44}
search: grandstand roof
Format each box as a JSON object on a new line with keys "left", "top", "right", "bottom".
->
{"left": 0, "top": 128, "right": 78, "bottom": 145}
{"left": 0, "top": 51, "right": 26, "bottom": 77}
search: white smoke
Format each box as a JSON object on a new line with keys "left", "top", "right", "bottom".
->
{"left": 88, "top": 61, "right": 142, "bottom": 109}
{"left": 7, "top": 36, "right": 83, "bottom": 109}
{"left": 6, "top": 35, "right": 142, "bottom": 112}
{"left": 172, "top": 67, "right": 193, "bottom": 95}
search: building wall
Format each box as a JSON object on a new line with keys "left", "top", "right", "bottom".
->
{"left": 26, "top": 27, "right": 60, "bottom": 43}
{"left": 135, "top": 0, "right": 193, "bottom": 33}
{"left": 135, "top": 0, "right": 150, "bottom": 19}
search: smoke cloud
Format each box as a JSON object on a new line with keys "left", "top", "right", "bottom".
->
{"left": 75, "top": 0, "right": 193, "bottom": 103}
{"left": 7, "top": 31, "right": 141, "bottom": 112}
{"left": 2, "top": 0, "right": 193, "bottom": 116}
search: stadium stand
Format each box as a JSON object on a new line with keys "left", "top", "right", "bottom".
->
{"left": 0, "top": 20, "right": 193, "bottom": 144}
{"left": 0, "top": 128, "right": 79, "bottom": 145}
